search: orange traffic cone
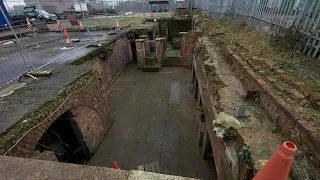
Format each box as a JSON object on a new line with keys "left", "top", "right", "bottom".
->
{"left": 55, "top": 20, "right": 63, "bottom": 32}
{"left": 253, "top": 141, "right": 297, "bottom": 180}
{"left": 116, "top": 21, "right": 120, "bottom": 30}
{"left": 78, "top": 21, "right": 85, "bottom": 31}
{"left": 26, "top": 17, "right": 33, "bottom": 31}
{"left": 113, "top": 161, "right": 120, "bottom": 169}
{"left": 63, "top": 28, "right": 73, "bottom": 47}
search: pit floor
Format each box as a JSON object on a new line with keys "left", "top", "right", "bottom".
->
{"left": 89, "top": 63, "right": 216, "bottom": 180}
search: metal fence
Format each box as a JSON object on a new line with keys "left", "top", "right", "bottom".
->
{"left": 193, "top": 0, "right": 320, "bottom": 59}
{"left": 0, "top": 0, "right": 186, "bottom": 89}
{"left": 0, "top": 0, "right": 113, "bottom": 89}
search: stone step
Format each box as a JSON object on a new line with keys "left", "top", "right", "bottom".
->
{"left": 162, "top": 56, "right": 183, "bottom": 67}
{"left": 143, "top": 63, "right": 161, "bottom": 72}
{"left": 145, "top": 56, "right": 157, "bottom": 65}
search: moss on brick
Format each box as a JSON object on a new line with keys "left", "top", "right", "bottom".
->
{"left": 71, "top": 41, "right": 117, "bottom": 65}
{"left": 102, "top": 42, "right": 116, "bottom": 58}
{"left": 71, "top": 49, "right": 100, "bottom": 65}
{"left": 0, "top": 72, "right": 94, "bottom": 154}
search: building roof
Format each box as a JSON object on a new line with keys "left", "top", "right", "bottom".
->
{"left": 148, "top": 0, "right": 170, "bottom": 5}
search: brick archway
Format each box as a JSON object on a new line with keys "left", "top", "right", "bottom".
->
{"left": 34, "top": 105, "right": 104, "bottom": 162}
{"left": 68, "top": 105, "right": 105, "bottom": 152}
{"left": 7, "top": 91, "right": 112, "bottom": 159}
{"left": 3, "top": 35, "right": 133, "bottom": 160}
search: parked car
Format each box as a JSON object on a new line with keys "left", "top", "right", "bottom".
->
{"left": 9, "top": 12, "right": 27, "bottom": 26}
{"left": 63, "top": 11, "right": 90, "bottom": 19}
{"left": 54, "top": 12, "right": 67, "bottom": 20}
{"left": 23, "top": 6, "right": 57, "bottom": 22}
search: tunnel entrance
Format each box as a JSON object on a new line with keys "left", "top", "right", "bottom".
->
{"left": 35, "top": 111, "right": 91, "bottom": 164}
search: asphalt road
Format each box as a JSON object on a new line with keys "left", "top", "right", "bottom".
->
{"left": 0, "top": 12, "right": 172, "bottom": 88}
{"left": 0, "top": 31, "right": 107, "bottom": 88}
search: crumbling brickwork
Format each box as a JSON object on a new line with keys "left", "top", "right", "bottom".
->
{"left": 192, "top": 45, "right": 253, "bottom": 180}
{"left": 221, "top": 46, "right": 320, "bottom": 168}
{"left": 181, "top": 30, "right": 203, "bottom": 68}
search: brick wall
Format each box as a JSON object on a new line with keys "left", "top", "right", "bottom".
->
{"left": 70, "top": 106, "right": 106, "bottom": 152}
{"left": 181, "top": 30, "right": 203, "bottom": 68}
{"left": 5, "top": 36, "right": 132, "bottom": 160}
{"left": 192, "top": 39, "right": 254, "bottom": 180}
{"left": 107, "top": 37, "right": 133, "bottom": 77}
{"left": 221, "top": 45, "right": 320, "bottom": 169}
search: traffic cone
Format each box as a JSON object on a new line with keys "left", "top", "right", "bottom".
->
{"left": 55, "top": 19, "right": 63, "bottom": 32}
{"left": 26, "top": 17, "right": 33, "bottom": 31}
{"left": 63, "top": 28, "right": 73, "bottom": 47}
{"left": 78, "top": 21, "right": 85, "bottom": 31}
{"left": 253, "top": 141, "right": 297, "bottom": 180}
{"left": 113, "top": 161, "right": 120, "bottom": 169}
{"left": 116, "top": 21, "right": 120, "bottom": 30}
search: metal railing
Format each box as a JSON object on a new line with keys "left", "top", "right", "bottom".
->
{"left": 193, "top": 0, "right": 320, "bottom": 60}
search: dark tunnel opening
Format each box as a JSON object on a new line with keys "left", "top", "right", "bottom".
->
{"left": 35, "top": 111, "right": 91, "bottom": 164}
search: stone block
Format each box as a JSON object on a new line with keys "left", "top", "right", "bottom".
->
{"left": 155, "top": 37, "right": 165, "bottom": 65}
{"left": 143, "top": 64, "right": 161, "bottom": 72}
{"left": 181, "top": 30, "right": 203, "bottom": 69}
{"left": 135, "top": 39, "right": 146, "bottom": 69}
{"left": 139, "top": 35, "right": 150, "bottom": 56}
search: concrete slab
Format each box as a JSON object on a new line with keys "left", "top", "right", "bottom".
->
{"left": 127, "top": 170, "right": 199, "bottom": 180}
{"left": 169, "top": 93, "right": 180, "bottom": 104}
{"left": 170, "top": 81, "right": 180, "bottom": 94}
{"left": 0, "top": 155, "right": 129, "bottom": 180}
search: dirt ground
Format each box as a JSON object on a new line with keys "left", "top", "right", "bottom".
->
{"left": 198, "top": 16, "right": 320, "bottom": 93}
{"left": 200, "top": 37, "right": 282, "bottom": 170}
{"left": 196, "top": 15, "right": 320, "bottom": 129}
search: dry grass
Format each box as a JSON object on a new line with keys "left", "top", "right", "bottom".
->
{"left": 197, "top": 15, "right": 320, "bottom": 128}
{"left": 83, "top": 17, "right": 145, "bottom": 28}
{"left": 201, "top": 16, "right": 320, "bottom": 93}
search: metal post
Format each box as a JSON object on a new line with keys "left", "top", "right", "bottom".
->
{"left": 123, "top": 0, "right": 125, "bottom": 17}
{"left": 143, "top": 1, "right": 146, "bottom": 17}
{"left": 77, "top": 0, "right": 93, "bottom": 43}
{"left": 3, "top": 0, "right": 9, "bottom": 10}
{"left": 0, "top": 5, "right": 34, "bottom": 70}
{"left": 36, "top": 0, "right": 41, "bottom": 8}
{"left": 299, "top": 0, "right": 313, "bottom": 29}
{"left": 219, "top": 0, "right": 223, "bottom": 15}
{"left": 170, "top": 2, "right": 173, "bottom": 17}
{"left": 107, "top": 1, "right": 109, "bottom": 18}
{"left": 104, "top": 0, "right": 108, "bottom": 17}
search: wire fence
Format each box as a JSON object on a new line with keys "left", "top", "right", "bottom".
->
{"left": 0, "top": 0, "right": 188, "bottom": 89}
{"left": 193, "top": 0, "right": 320, "bottom": 60}
{"left": 0, "top": 0, "right": 114, "bottom": 89}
